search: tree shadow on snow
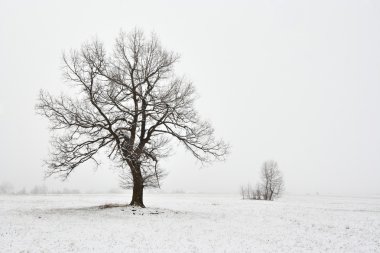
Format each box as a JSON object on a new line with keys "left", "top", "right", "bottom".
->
{"left": 30, "top": 204, "right": 186, "bottom": 217}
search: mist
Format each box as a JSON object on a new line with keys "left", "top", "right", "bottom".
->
{"left": 1, "top": 0, "right": 380, "bottom": 196}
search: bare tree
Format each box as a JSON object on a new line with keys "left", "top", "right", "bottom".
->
{"left": 36, "top": 29, "right": 229, "bottom": 207}
{"left": 260, "top": 160, "right": 284, "bottom": 200}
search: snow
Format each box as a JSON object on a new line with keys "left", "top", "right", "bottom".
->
{"left": 0, "top": 193, "right": 379, "bottom": 252}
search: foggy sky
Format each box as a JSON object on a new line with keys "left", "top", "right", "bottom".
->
{"left": 1, "top": 0, "right": 380, "bottom": 195}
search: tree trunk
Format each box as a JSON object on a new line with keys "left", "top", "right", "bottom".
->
{"left": 269, "top": 190, "right": 273, "bottom": 201}
{"left": 129, "top": 163, "right": 145, "bottom": 207}
{"left": 130, "top": 181, "right": 144, "bottom": 207}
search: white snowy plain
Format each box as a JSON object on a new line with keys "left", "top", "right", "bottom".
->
{"left": 0, "top": 193, "right": 379, "bottom": 252}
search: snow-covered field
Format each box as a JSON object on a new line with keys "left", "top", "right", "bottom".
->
{"left": 0, "top": 193, "right": 379, "bottom": 252}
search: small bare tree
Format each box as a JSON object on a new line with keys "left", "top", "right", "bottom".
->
{"left": 240, "top": 183, "right": 258, "bottom": 200}
{"left": 261, "top": 160, "right": 284, "bottom": 200}
{"left": 254, "top": 183, "right": 262, "bottom": 200}
{"left": 240, "top": 185, "right": 246, "bottom": 199}
{"left": 36, "top": 29, "right": 229, "bottom": 207}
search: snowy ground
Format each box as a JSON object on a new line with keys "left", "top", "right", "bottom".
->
{"left": 0, "top": 193, "right": 379, "bottom": 252}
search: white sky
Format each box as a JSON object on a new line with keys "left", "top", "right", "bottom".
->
{"left": 1, "top": 0, "right": 380, "bottom": 195}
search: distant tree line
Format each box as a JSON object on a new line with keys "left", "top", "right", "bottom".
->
{"left": 0, "top": 182, "right": 81, "bottom": 195}
{"left": 0, "top": 182, "right": 14, "bottom": 194}
{"left": 241, "top": 160, "right": 284, "bottom": 201}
